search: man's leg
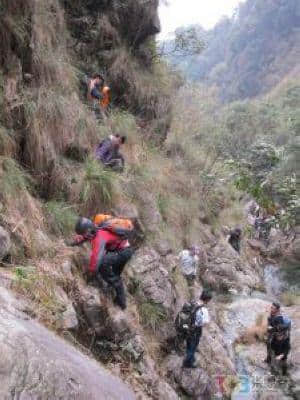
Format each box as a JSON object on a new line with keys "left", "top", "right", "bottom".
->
{"left": 265, "top": 337, "right": 272, "bottom": 363}
{"left": 98, "top": 263, "right": 127, "bottom": 309}
{"left": 113, "top": 278, "right": 126, "bottom": 310}
{"left": 100, "top": 248, "right": 133, "bottom": 276}
{"left": 106, "top": 158, "right": 124, "bottom": 172}
{"left": 98, "top": 249, "right": 133, "bottom": 309}
{"left": 183, "top": 331, "right": 201, "bottom": 368}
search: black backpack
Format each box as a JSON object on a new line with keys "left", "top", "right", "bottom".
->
{"left": 175, "top": 302, "right": 202, "bottom": 334}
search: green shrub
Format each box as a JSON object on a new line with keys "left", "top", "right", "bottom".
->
{"left": 138, "top": 300, "right": 167, "bottom": 332}
{"left": 0, "top": 157, "right": 33, "bottom": 196}
{"left": 45, "top": 200, "right": 77, "bottom": 235}
{"left": 79, "top": 158, "right": 116, "bottom": 213}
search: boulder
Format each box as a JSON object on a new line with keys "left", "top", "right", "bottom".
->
{"left": 165, "top": 354, "right": 212, "bottom": 399}
{"left": 284, "top": 238, "right": 300, "bottom": 265}
{"left": 0, "top": 226, "right": 11, "bottom": 261}
{"left": 0, "top": 286, "right": 135, "bottom": 400}
{"left": 54, "top": 286, "right": 78, "bottom": 331}
{"left": 129, "top": 248, "right": 175, "bottom": 311}
{"left": 203, "top": 242, "right": 261, "bottom": 293}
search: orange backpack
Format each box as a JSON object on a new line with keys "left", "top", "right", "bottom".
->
{"left": 100, "top": 86, "right": 110, "bottom": 108}
{"left": 94, "top": 214, "right": 134, "bottom": 239}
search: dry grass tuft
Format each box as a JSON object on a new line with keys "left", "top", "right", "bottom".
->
{"left": 237, "top": 312, "right": 268, "bottom": 344}
{"left": 0, "top": 126, "right": 17, "bottom": 157}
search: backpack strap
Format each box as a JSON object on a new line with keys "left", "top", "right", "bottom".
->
{"left": 190, "top": 305, "right": 203, "bottom": 329}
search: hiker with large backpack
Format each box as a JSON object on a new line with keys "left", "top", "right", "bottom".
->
{"left": 69, "top": 216, "right": 134, "bottom": 310}
{"left": 265, "top": 302, "right": 291, "bottom": 375}
{"left": 175, "top": 290, "right": 213, "bottom": 368}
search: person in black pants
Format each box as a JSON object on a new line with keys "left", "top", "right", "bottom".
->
{"left": 183, "top": 290, "right": 213, "bottom": 368}
{"left": 98, "top": 248, "right": 133, "bottom": 310}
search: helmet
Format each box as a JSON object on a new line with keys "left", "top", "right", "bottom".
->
{"left": 75, "top": 217, "right": 95, "bottom": 236}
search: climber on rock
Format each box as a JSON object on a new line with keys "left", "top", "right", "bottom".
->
{"left": 95, "top": 134, "right": 126, "bottom": 172}
{"left": 265, "top": 302, "right": 291, "bottom": 375}
{"left": 69, "top": 217, "right": 134, "bottom": 310}
{"left": 228, "top": 227, "right": 242, "bottom": 253}
{"left": 178, "top": 245, "right": 200, "bottom": 286}
{"left": 179, "top": 289, "right": 212, "bottom": 368}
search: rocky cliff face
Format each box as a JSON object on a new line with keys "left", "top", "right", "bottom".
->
{"left": 0, "top": 1, "right": 299, "bottom": 399}
{"left": 0, "top": 285, "right": 135, "bottom": 400}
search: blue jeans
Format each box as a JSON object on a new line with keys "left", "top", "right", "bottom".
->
{"left": 183, "top": 330, "right": 202, "bottom": 367}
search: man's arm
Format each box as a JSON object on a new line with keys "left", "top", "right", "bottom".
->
{"left": 91, "top": 87, "right": 103, "bottom": 100}
{"left": 89, "top": 232, "right": 108, "bottom": 274}
{"left": 201, "top": 307, "right": 210, "bottom": 325}
{"left": 67, "top": 235, "right": 87, "bottom": 247}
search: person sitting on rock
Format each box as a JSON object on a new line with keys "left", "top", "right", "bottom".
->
{"left": 95, "top": 134, "right": 126, "bottom": 172}
{"left": 265, "top": 302, "right": 291, "bottom": 374}
{"left": 182, "top": 289, "right": 212, "bottom": 368}
{"left": 69, "top": 217, "right": 133, "bottom": 310}
{"left": 228, "top": 227, "right": 242, "bottom": 253}
{"left": 178, "top": 245, "right": 200, "bottom": 286}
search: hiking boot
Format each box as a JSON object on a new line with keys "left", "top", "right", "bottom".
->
{"left": 182, "top": 361, "right": 197, "bottom": 369}
{"left": 114, "top": 296, "right": 126, "bottom": 310}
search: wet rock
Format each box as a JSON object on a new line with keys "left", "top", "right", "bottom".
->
{"left": 0, "top": 226, "right": 11, "bottom": 261}
{"left": 0, "top": 286, "right": 136, "bottom": 400}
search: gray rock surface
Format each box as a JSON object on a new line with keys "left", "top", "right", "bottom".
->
{"left": 0, "top": 226, "right": 11, "bottom": 260}
{"left": 0, "top": 286, "right": 136, "bottom": 400}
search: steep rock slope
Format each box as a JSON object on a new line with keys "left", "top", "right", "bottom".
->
{"left": 0, "top": 286, "right": 135, "bottom": 400}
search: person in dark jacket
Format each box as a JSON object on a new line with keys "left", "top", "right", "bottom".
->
{"left": 87, "top": 74, "right": 104, "bottom": 102}
{"left": 228, "top": 227, "right": 242, "bottom": 253}
{"left": 95, "top": 134, "right": 126, "bottom": 171}
{"left": 70, "top": 217, "right": 133, "bottom": 310}
{"left": 265, "top": 302, "right": 291, "bottom": 374}
{"left": 270, "top": 328, "right": 290, "bottom": 375}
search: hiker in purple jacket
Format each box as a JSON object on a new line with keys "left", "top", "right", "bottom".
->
{"left": 95, "top": 134, "right": 126, "bottom": 172}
